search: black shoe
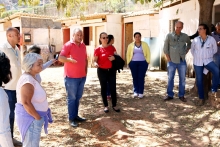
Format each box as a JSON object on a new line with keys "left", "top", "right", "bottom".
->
{"left": 69, "top": 120, "right": 78, "bottom": 127}
{"left": 164, "top": 95, "right": 173, "bottom": 101}
{"left": 112, "top": 107, "right": 120, "bottom": 112}
{"left": 179, "top": 96, "right": 187, "bottom": 102}
{"left": 13, "top": 138, "right": 22, "bottom": 146}
{"left": 75, "top": 116, "right": 86, "bottom": 122}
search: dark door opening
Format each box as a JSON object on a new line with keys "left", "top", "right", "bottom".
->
{"left": 83, "top": 27, "right": 90, "bottom": 45}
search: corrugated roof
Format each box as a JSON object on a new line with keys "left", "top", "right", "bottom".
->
{"left": 123, "top": 10, "right": 159, "bottom": 18}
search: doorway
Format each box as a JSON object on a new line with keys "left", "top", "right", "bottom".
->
{"left": 124, "top": 22, "right": 133, "bottom": 64}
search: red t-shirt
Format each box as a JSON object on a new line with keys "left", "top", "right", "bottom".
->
{"left": 60, "top": 41, "right": 87, "bottom": 78}
{"left": 94, "top": 45, "right": 116, "bottom": 69}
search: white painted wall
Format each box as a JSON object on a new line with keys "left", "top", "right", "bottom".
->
{"left": 22, "top": 28, "right": 63, "bottom": 52}
{"left": 124, "top": 14, "right": 159, "bottom": 38}
{"left": 159, "top": 0, "right": 220, "bottom": 41}
{"left": 159, "top": 0, "right": 199, "bottom": 41}
{"left": 0, "top": 31, "right": 7, "bottom": 43}
{"left": 106, "top": 14, "right": 123, "bottom": 56}
{"left": 11, "top": 18, "right": 21, "bottom": 28}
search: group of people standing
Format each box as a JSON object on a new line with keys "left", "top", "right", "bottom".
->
{"left": 0, "top": 27, "right": 55, "bottom": 147}
{"left": 0, "top": 27, "right": 150, "bottom": 146}
{"left": 163, "top": 21, "right": 220, "bottom": 106}
{"left": 0, "top": 21, "right": 219, "bottom": 146}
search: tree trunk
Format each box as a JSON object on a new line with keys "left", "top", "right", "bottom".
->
{"left": 191, "top": 0, "right": 215, "bottom": 99}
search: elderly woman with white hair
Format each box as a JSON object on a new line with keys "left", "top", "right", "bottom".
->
{"left": 15, "top": 53, "right": 53, "bottom": 147}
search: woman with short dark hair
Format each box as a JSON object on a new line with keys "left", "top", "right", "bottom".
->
{"left": 0, "top": 51, "right": 13, "bottom": 147}
{"left": 126, "top": 32, "right": 151, "bottom": 98}
{"left": 191, "top": 23, "right": 218, "bottom": 106}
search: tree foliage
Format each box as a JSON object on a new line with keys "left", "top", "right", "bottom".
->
{"left": 0, "top": 4, "right": 5, "bottom": 16}
{"left": 18, "top": 0, "right": 40, "bottom": 6}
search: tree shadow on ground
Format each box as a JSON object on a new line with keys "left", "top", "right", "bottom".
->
{"left": 39, "top": 69, "right": 220, "bottom": 147}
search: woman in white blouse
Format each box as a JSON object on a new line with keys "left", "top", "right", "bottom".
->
{"left": 15, "top": 53, "right": 52, "bottom": 147}
{"left": 191, "top": 23, "right": 218, "bottom": 106}
{"left": 0, "top": 51, "right": 14, "bottom": 147}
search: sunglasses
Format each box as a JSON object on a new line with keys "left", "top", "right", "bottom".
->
{"left": 102, "top": 37, "right": 108, "bottom": 39}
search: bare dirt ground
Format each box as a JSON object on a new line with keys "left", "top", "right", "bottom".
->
{"left": 14, "top": 67, "right": 220, "bottom": 147}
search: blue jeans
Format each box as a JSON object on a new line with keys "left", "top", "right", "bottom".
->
{"left": 64, "top": 76, "right": 86, "bottom": 121}
{"left": 4, "top": 89, "right": 16, "bottom": 138}
{"left": 194, "top": 61, "right": 219, "bottom": 99}
{"left": 167, "top": 60, "right": 187, "bottom": 97}
{"left": 23, "top": 117, "right": 44, "bottom": 147}
{"left": 213, "top": 53, "right": 220, "bottom": 84}
{"left": 129, "top": 61, "right": 148, "bottom": 94}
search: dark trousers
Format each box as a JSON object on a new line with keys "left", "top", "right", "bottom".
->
{"left": 4, "top": 89, "right": 17, "bottom": 138}
{"left": 97, "top": 68, "right": 117, "bottom": 107}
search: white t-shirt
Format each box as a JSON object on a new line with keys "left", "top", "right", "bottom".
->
{"left": 0, "top": 42, "right": 22, "bottom": 90}
{"left": 16, "top": 74, "right": 48, "bottom": 111}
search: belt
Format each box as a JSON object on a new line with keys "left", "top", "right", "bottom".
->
{"left": 98, "top": 68, "right": 111, "bottom": 71}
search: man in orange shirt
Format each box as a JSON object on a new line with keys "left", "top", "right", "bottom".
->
{"left": 59, "top": 28, "right": 88, "bottom": 127}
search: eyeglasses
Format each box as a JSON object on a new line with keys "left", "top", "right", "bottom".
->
{"left": 102, "top": 37, "right": 108, "bottom": 39}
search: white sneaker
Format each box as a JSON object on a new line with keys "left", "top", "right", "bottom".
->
{"left": 133, "top": 93, "right": 138, "bottom": 98}
{"left": 138, "top": 94, "right": 144, "bottom": 98}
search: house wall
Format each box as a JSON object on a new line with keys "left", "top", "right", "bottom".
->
{"left": 123, "top": 14, "right": 160, "bottom": 67}
{"left": 22, "top": 28, "right": 63, "bottom": 52}
{"left": 11, "top": 18, "right": 21, "bottom": 28}
{"left": 159, "top": 0, "right": 199, "bottom": 70}
{"left": 124, "top": 14, "right": 159, "bottom": 38}
{"left": 106, "top": 14, "right": 123, "bottom": 56}
{"left": 0, "top": 21, "right": 13, "bottom": 42}
{"left": 159, "top": 0, "right": 220, "bottom": 70}
{"left": 81, "top": 22, "right": 105, "bottom": 67}
{"left": 159, "top": 0, "right": 220, "bottom": 46}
